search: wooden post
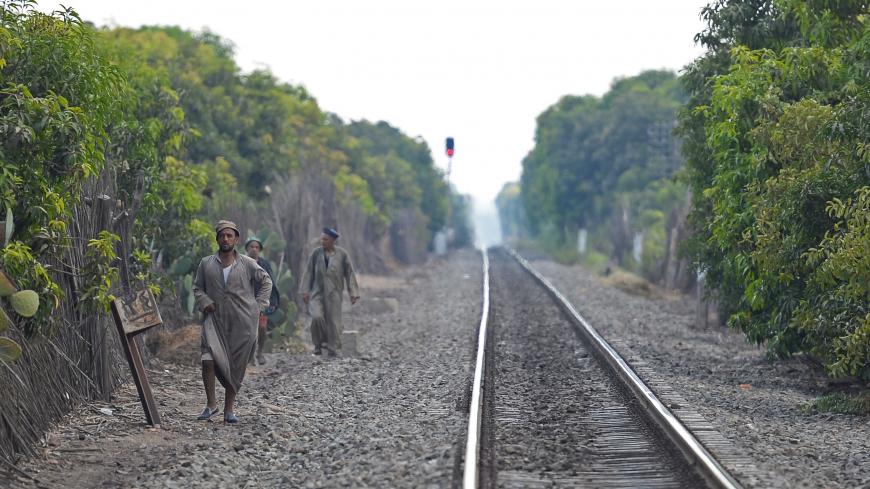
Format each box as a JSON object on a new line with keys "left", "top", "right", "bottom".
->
{"left": 110, "top": 289, "right": 163, "bottom": 427}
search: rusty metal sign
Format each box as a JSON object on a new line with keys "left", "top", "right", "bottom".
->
{"left": 110, "top": 288, "right": 163, "bottom": 427}
{"left": 113, "top": 288, "right": 162, "bottom": 335}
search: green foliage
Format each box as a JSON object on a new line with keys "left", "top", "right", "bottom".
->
{"left": 535, "top": 222, "right": 580, "bottom": 265}
{"left": 679, "top": 0, "right": 870, "bottom": 377}
{"left": 0, "top": 241, "right": 61, "bottom": 334}
{"left": 0, "top": 2, "right": 200, "bottom": 343}
{"left": 516, "top": 70, "right": 687, "bottom": 275}
{"left": 639, "top": 223, "right": 668, "bottom": 279}
{"left": 521, "top": 70, "right": 685, "bottom": 235}
{"left": 267, "top": 266, "right": 298, "bottom": 343}
{"left": 345, "top": 120, "right": 451, "bottom": 238}
{"left": 0, "top": 2, "right": 124, "bottom": 238}
{"left": 254, "top": 228, "right": 286, "bottom": 258}
{"left": 95, "top": 29, "right": 209, "bottom": 276}
{"left": 449, "top": 192, "right": 475, "bottom": 249}
{"left": 796, "top": 188, "right": 870, "bottom": 378}
{"left": 582, "top": 250, "right": 610, "bottom": 272}
{"left": 101, "top": 26, "right": 468, "bottom": 269}
{"left": 81, "top": 231, "right": 120, "bottom": 311}
{"left": 0, "top": 2, "right": 472, "bottom": 361}
{"left": 495, "top": 182, "right": 526, "bottom": 241}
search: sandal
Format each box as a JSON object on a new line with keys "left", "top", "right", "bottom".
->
{"left": 197, "top": 406, "right": 220, "bottom": 420}
{"left": 224, "top": 412, "right": 239, "bottom": 424}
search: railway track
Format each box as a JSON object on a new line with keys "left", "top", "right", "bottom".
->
{"left": 462, "top": 248, "right": 742, "bottom": 488}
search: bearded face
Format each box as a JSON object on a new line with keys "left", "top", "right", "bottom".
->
{"left": 217, "top": 228, "right": 238, "bottom": 253}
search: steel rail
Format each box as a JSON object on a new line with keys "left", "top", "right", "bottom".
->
{"left": 505, "top": 248, "right": 743, "bottom": 489}
{"left": 462, "top": 249, "right": 490, "bottom": 489}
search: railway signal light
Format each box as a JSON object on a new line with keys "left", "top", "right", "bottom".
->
{"left": 446, "top": 137, "right": 455, "bottom": 157}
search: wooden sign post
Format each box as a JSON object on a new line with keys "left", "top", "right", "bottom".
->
{"left": 110, "top": 288, "right": 163, "bottom": 427}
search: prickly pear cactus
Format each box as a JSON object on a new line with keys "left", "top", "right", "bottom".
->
{"left": 0, "top": 305, "right": 22, "bottom": 362}
{"left": 0, "top": 270, "right": 17, "bottom": 297}
{"left": 0, "top": 306, "right": 11, "bottom": 332}
{"left": 10, "top": 289, "right": 39, "bottom": 317}
{"left": 0, "top": 264, "right": 18, "bottom": 297}
{"left": 276, "top": 268, "right": 293, "bottom": 296}
{"left": 181, "top": 274, "right": 195, "bottom": 316}
{"left": 0, "top": 337, "right": 21, "bottom": 362}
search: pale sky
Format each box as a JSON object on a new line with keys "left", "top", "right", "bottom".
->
{"left": 42, "top": 0, "right": 710, "bottom": 226}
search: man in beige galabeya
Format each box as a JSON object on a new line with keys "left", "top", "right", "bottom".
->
{"left": 193, "top": 220, "right": 272, "bottom": 423}
{"left": 301, "top": 227, "right": 360, "bottom": 358}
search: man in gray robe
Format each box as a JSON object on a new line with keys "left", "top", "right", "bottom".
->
{"left": 301, "top": 227, "right": 360, "bottom": 357}
{"left": 245, "top": 235, "right": 280, "bottom": 365}
{"left": 194, "top": 220, "right": 272, "bottom": 423}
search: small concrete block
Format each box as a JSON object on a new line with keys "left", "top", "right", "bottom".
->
{"left": 381, "top": 298, "right": 399, "bottom": 313}
{"left": 342, "top": 330, "right": 359, "bottom": 357}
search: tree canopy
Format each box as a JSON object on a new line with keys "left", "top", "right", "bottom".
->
{"left": 0, "top": 1, "right": 472, "bottom": 358}
{"left": 678, "top": 0, "right": 869, "bottom": 378}
{"left": 507, "top": 70, "right": 688, "bottom": 275}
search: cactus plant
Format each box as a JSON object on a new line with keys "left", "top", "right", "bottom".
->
{"left": 181, "top": 273, "right": 195, "bottom": 316}
{"left": 0, "top": 305, "right": 21, "bottom": 363}
{"left": 269, "top": 307, "right": 287, "bottom": 326}
{"left": 276, "top": 268, "right": 293, "bottom": 295}
{"left": 0, "top": 270, "right": 17, "bottom": 297}
{"left": 0, "top": 306, "right": 10, "bottom": 332}
{"left": 0, "top": 337, "right": 21, "bottom": 362}
{"left": 171, "top": 254, "right": 194, "bottom": 276}
{"left": 10, "top": 290, "right": 39, "bottom": 317}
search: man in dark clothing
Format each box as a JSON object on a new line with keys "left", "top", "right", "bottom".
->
{"left": 245, "top": 236, "right": 280, "bottom": 365}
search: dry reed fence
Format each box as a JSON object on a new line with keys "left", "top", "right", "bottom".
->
{"left": 263, "top": 170, "right": 414, "bottom": 304}
{"left": 0, "top": 176, "right": 129, "bottom": 466}
{"left": 1, "top": 165, "right": 434, "bottom": 467}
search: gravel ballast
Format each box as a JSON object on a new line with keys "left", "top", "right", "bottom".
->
{"left": 528, "top": 255, "right": 870, "bottom": 489}
{"left": 7, "top": 248, "right": 868, "bottom": 488}
{"left": 481, "top": 251, "right": 704, "bottom": 488}
{"left": 10, "top": 249, "right": 484, "bottom": 489}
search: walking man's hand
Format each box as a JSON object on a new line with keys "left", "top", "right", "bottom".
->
{"left": 302, "top": 293, "right": 310, "bottom": 304}
{"left": 351, "top": 296, "right": 359, "bottom": 305}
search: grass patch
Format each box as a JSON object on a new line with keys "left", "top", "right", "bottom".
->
{"left": 801, "top": 392, "right": 870, "bottom": 415}
{"left": 546, "top": 246, "right": 579, "bottom": 265}
{"left": 582, "top": 250, "right": 610, "bottom": 272}
{"left": 600, "top": 268, "right": 659, "bottom": 298}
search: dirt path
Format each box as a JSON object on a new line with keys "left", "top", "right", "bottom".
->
{"left": 9, "top": 249, "right": 483, "bottom": 489}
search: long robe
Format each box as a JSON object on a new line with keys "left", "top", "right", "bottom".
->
{"left": 194, "top": 251, "right": 272, "bottom": 392}
{"left": 256, "top": 257, "right": 280, "bottom": 309}
{"left": 301, "top": 246, "right": 360, "bottom": 353}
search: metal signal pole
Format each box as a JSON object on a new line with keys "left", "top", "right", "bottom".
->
{"left": 445, "top": 136, "right": 455, "bottom": 183}
{"left": 433, "top": 137, "right": 456, "bottom": 256}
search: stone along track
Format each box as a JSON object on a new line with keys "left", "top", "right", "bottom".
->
{"left": 467, "top": 248, "right": 737, "bottom": 488}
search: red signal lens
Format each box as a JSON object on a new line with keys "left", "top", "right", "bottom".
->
{"left": 446, "top": 148, "right": 454, "bottom": 157}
